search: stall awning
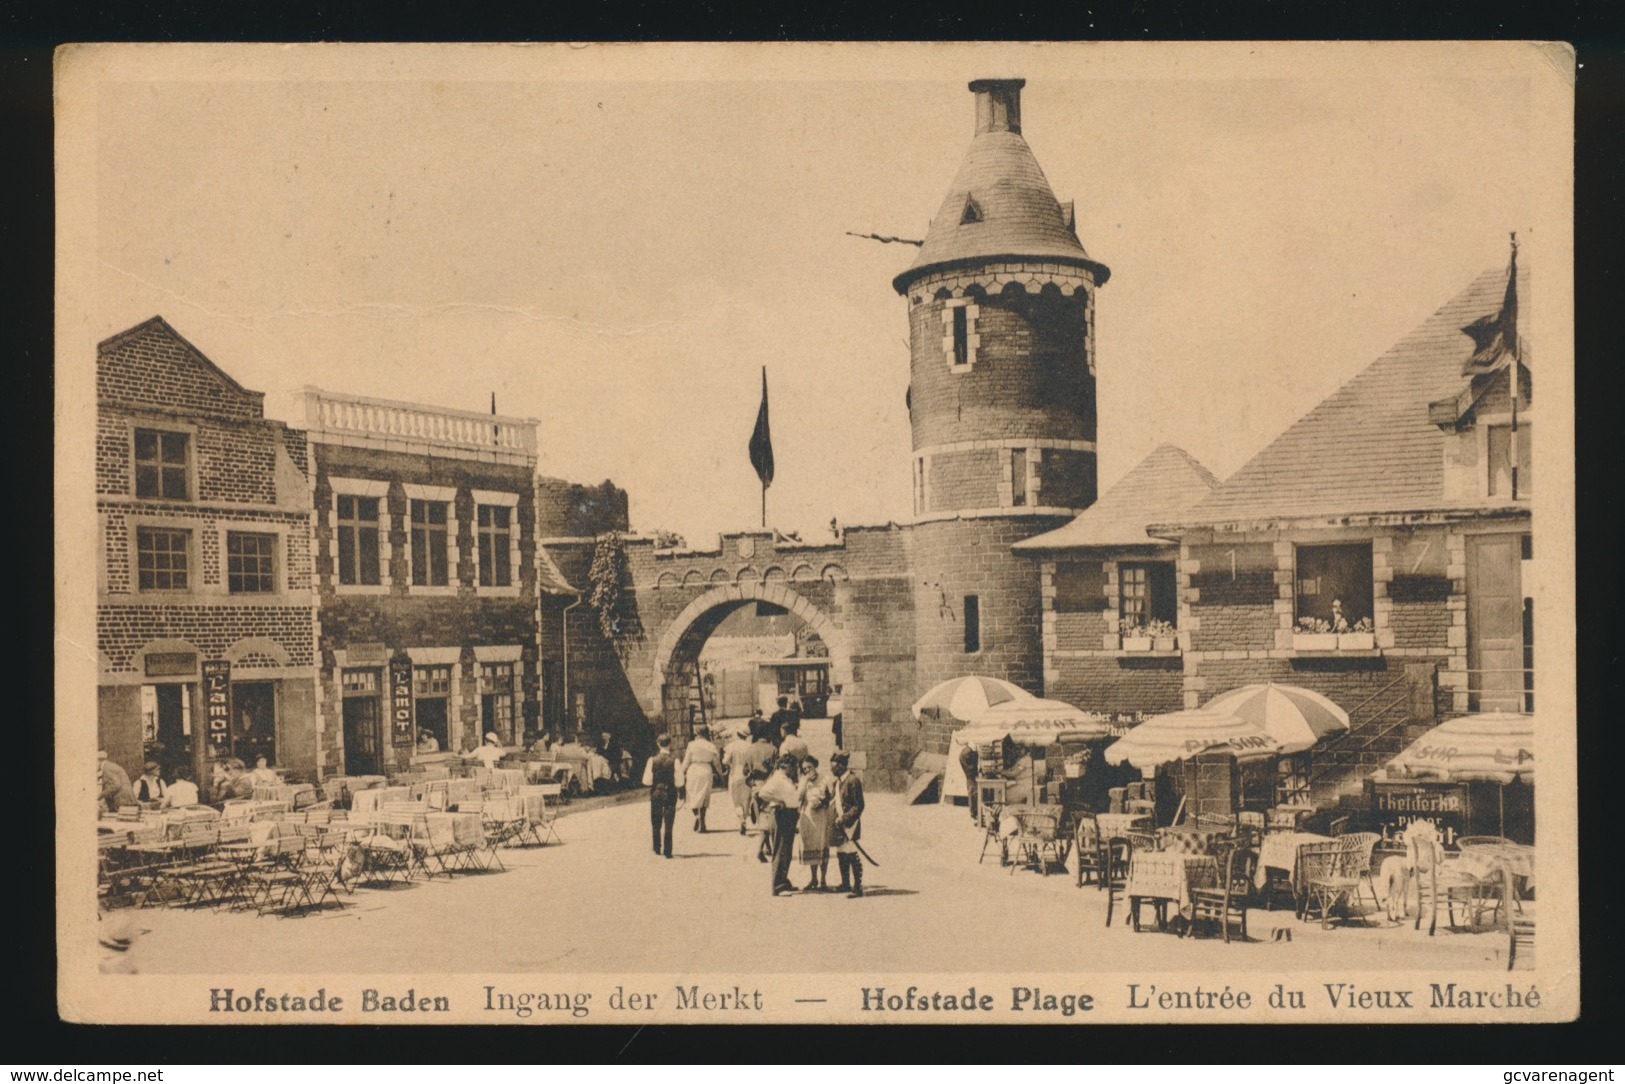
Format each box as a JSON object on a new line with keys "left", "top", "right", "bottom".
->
{"left": 1386, "top": 712, "right": 1534, "bottom": 785}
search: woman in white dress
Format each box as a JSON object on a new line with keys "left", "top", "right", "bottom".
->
{"left": 680, "top": 726, "right": 722, "bottom": 833}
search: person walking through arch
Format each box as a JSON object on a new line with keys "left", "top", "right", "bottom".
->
{"left": 644, "top": 735, "right": 679, "bottom": 859}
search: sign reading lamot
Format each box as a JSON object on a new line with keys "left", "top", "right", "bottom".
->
{"left": 389, "top": 658, "right": 415, "bottom": 746}
{"left": 201, "top": 660, "right": 232, "bottom": 756}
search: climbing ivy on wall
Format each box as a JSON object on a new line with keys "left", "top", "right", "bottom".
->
{"left": 588, "top": 530, "right": 633, "bottom": 656}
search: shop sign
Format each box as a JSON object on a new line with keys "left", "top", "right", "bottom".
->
{"left": 201, "top": 660, "right": 233, "bottom": 755}
{"left": 1368, "top": 780, "right": 1469, "bottom": 843}
{"left": 348, "top": 642, "right": 388, "bottom": 666}
{"left": 145, "top": 651, "right": 198, "bottom": 678}
{"left": 388, "top": 658, "right": 415, "bottom": 746}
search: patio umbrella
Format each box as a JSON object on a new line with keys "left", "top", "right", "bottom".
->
{"left": 910, "top": 675, "right": 1034, "bottom": 724}
{"left": 1103, "top": 708, "right": 1284, "bottom": 771}
{"left": 966, "top": 697, "right": 1116, "bottom": 741}
{"left": 1386, "top": 712, "right": 1535, "bottom": 785}
{"left": 1201, "top": 682, "right": 1350, "bottom": 755}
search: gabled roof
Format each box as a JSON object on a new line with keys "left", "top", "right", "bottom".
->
{"left": 1014, "top": 444, "right": 1220, "bottom": 550}
{"left": 1166, "top": 266, "right": 1530, "bottom": 528}
{"left": 97, "top": 315, "right": 265, "bottom": 419}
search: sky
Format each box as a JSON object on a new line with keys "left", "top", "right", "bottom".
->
{"left": 80, "top": 43, "right": 1563, "bottom": 546}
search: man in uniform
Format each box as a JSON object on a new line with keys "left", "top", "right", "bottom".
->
{"left": 830, "top": 750, "right": 866, "bottom": 898}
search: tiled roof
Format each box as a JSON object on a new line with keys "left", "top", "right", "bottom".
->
{"left": 536, "top": 546, "right": 578, "bottom": 596}
{"left": 1014, "top": 444, "right": 1220, "bottom": 550}
{"left": 1169, "top": 267, "right": 1529, "bottom": 527}
{"left": 894, "top": 129, "right": 1109, "bottom": 292}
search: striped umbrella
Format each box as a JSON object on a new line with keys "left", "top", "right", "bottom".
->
{"left": 1103, "top": 708, "right": 1284, "bottom": 770}
{"left": 1201, "top": 683, "right": 1351, "bottom": 755}
{"left": 1387, "top": 712, "right": 1535, "bottom": 785}
{"left": 911, "top": 675, "right": 1034, "bottom": 724}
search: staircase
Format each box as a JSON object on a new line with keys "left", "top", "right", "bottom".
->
{"left": 1305, "top": 674, "right": 1429, "bottom": 808}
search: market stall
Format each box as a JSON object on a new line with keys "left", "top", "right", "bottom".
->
{"left": 942, "top": 698, "right": 1111, "bottom": 800}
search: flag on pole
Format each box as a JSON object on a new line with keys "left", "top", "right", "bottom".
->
{"left": 1461, "top": 239, "right": 1520, "bottom": 377}
{"left": 749, "top": 367, "right": 774, "bottom": 488}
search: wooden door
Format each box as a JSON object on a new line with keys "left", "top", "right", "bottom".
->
{"left": 1465, "top": 534, "right": 1526, "bottom": 712}
{"left": 342, "top": 696, "right": 382, "bottom": 775}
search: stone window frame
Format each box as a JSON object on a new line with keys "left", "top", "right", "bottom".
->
{"left": 1292, "top": 541, "right": 1376, "bottom": 631}
{"left": 405, "top": 646, "right": 464, "bottom": 751}
{"left": 471, "top": 489, "right": 522, "bottom": 598}
{"left": 125, "top": 417, "right": 198, "bottom": 503}
{"left": 328, "top": 477, "right": 392, "bottom": 596}
{"left": 474, "top": 645, "right": 524, "bottom": 745}
{"left": 215, "top": 521, "right": 292, "bottom": 597}
{"left": 133, "top": 521, "right": 195, "bottom": 594}
{"left": 998, "top": 446, "right": 1043, "bottom": 508}
{"left": 402, "top": 482, "right": 461, "bottom": 596}
{"left": 941, "top": 297, "right": 980, "bottom": 373}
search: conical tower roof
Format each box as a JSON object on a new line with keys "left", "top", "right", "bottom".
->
{"left": 894, "top": 79, "right": 1110, "bottom": 294}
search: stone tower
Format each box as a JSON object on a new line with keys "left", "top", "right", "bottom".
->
{"left": 895, "top": 78, "right": 1110, "bottom": 700}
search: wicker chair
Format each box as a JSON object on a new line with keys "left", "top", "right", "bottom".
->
{"left": 1009, "top": 808, "right": 1068, "bottom": 877}
{"left": 1187, "top": 844, "right": 1257, "bottom": 942}
{"left": 1505, "top": 864, "right": 1535, "bottom": 969}
{"left": 1339, "top": 832, "right": 1384, "bottom": 915}
{"left": 1297, "top": 840, "right": 1361, "bottom": 928}
{"left": 977, "top": 805, "right": 1009, "bottom": 866}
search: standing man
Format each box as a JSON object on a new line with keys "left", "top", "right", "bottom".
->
{"left": 827, "top": 684, "right": 845, "bottom": 750}
{"left": 830, "top": 750, "right": 866, "bottom": 898}
{"left": 778, "top": 718, "right": 810, "bottom": 763}
{"left": 646, "top": 735, "right": 678, "bottom": 859}
{"left": 756, "top": 755, "right": 802, "bottom": 896}
{"left": 958, "top": 743, "right": 980, "bottom": 822}
{"left": 767, "top": 697, "right": 797, "bottom": 748}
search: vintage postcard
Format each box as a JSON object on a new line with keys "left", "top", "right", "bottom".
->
{"left": 56, "top": 41, "right": 1577, "bottom": 1024}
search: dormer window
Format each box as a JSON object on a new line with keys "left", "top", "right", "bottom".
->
{"left": 960, "top": 196, "right": 982, "bottom": 224}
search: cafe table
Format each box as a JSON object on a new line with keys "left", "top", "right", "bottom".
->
{"left": 1157, "top": 826, "right": 1230, "bottom": 856}
{"left": 1255, "top": 830, "right": 1332, "bottom": 891}
{"left": 1095, "top": 812, "right": 1153, "bottom": 839}
{"left": 1125, "top": 852, "right": 1220, "bottom": 931}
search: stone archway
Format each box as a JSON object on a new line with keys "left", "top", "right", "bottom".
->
{"left": 647, "top": 582, "right": 852, "bottom": 719}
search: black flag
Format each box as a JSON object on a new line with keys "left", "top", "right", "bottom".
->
{"left": 1462, "top": 239, "right": 1519, "bottom": 377}
{"left": 749, "top": 367, "right": 774, "bottom": 488}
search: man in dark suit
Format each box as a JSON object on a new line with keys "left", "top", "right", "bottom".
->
{"left": 767, "top": 697, "right": 797, "bottom": 748}
{"left": 647, "top": 735, "right": 678, "bottom": 858}
{"left": 829, "top": 750, "right": 866, "bottom": 898}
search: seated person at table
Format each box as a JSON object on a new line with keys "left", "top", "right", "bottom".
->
{"left": 530, "top": 731, "right": 553, "bottom": 755}
{"left": 416, "top": 729, "right": 441, "bottom": 754}
{"left": 466, "top": 732, "right": 507, "bottom": 771}
{"left": 133, "top": 761, "right": 167, "bottom": 805}
{"left": 246, "top": 755, "right": 280, "bottom": 788}
{"left": 164, "top": 765, "right": 200, "bottom": 809}
{"left": 98, "top": 751, "right": 137, "bottom": 813}
{"left": 215, "top": 758, "right": 257, "bottom": 805}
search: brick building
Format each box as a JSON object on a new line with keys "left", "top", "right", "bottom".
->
{"left": 296, "top": 389, "right": 570, "bottom": 776}
{"left": 1014, "top": 444, "right": 1220, "bottom": 718}
{"left": 1154, "top": 263, "right": 1534, "bottom": 803}
{"left": 95, "top": 318, "right": 318, "bottom": 785}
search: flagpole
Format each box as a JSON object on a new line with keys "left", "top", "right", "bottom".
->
{"left": 1508, "top": 232, "right": 1520, "bottom": 502}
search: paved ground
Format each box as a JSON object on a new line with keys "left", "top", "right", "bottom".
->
{"left": 113, "top": 786, "right": 1518, "bottom": 974}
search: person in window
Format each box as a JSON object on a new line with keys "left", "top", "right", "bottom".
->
{"left": 164, "top": 765, "right": 199, "bottom": 809}
{"left": 133, "top": 761, "right": 167, "bottom": 806}
{"left": 416, "top": 730, "right": 440, "bottom": 755}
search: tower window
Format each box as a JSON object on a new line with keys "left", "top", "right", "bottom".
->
{"left": 1010, "top": 448, "right": 1027, "bottom": 506}
{"left": 941, "top": 300, "right": 978, "bottom": 372}
{"left": 963, "top": 595, "right": 981, "bottom": 654}
{"left": 960, "top": 196, "right": 982, "bottom": 224}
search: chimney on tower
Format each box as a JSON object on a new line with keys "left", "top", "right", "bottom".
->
{"left": 969, "top": 78, "right": 1025, "bottom": 135}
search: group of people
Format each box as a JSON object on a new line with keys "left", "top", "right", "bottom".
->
{"left": 643, "top": 697, "right": 868, "bottom": 898}
{"left": 96, "top": 749, "right": 283, "bottom": 813}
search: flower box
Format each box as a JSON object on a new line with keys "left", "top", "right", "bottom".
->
{"left": 1293, "top": 632, "right": 1341, "bottom": 652}
{"left": 1338, "top": 632, "right": 1375, "bottom": 651}
{"left": 1121, "top": 636, "right": 1153, "bottom": 652}
{"left": 1153, "top": 636, "right": 1179, "bottom": 652}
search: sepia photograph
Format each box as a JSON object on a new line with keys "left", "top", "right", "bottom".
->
{"left": 55, "top": 40, "right": 1577, "bottom": 1024}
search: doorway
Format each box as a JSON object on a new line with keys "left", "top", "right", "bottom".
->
{"left": 1465, "top": 534, "right": 1526, "bottom": 713}
{"left": 233, "top": 681, "right": 278, "bottom": 768}
{"left": 341, "top": 668, "right": 383, "bottom": 776}
{"left": 142, "top": 683, "right": 193, "bottom": 778}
